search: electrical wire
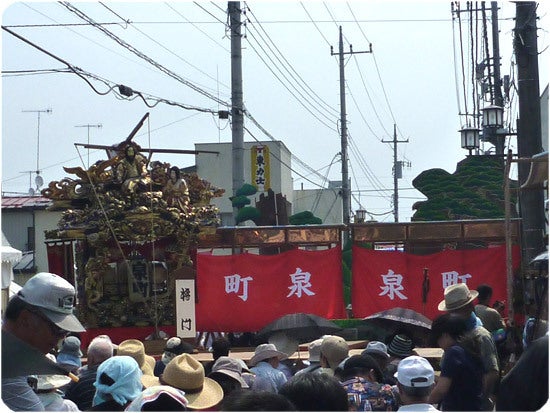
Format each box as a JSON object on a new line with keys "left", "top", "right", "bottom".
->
{"left": 59, "top": 1, "right": 230, "bottom": 107}
{"left": 244, "top": 28, "right": 338, "bottom": 131}
{"left": 245, "top": 3, "right": 340, "bottom": 118}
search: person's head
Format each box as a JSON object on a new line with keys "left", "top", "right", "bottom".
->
{"left": 430, "top": 313, "right": 469, "bottom": 349}
{"left": 208, "top": 356, "right": 249, "bottom": 397}
{"left": 93, "top": 356, "right": 143, "bottom": 407}
{"left": 341, "top": 354, "right": 384, "bottom": 382}
{"left": 387, "top": 334, "right": 415, "bottom": 359}
{"left": 117, "top": 339, "right": 156, "bottom": 376}
{"left": 212, "top": 336, "right": 231, "bottom": 360}
{"left": 220, "top": 390, "right": 296, "bottom": 411}
{"left": 161, "top": 336, "right": 194, "bottom": 366}
{"left": 3, "top": 272, "right": 85, "bottom": 353}
{"left": 56, "top": 335, "right": 83, "bottom": 370}
{"left": 279, "top": 372, "right": 349, "bottom": 411}
{"left": 476, "top": 284, "right": 493, "bottom": 304}
{"left": 87, "top": 335, "right": 115, "bottom": 367}
{"left": 169, "top": 166, "right": 180, "bottom": 182}
{"left": 394, "top": 356, "right": 435, "bottom": 403}
{"left": 125, "top": 386, "right": 188, "bottom": 411}
{"left": 125, "top": 145, "right": 136, "bottom": 160}
{"left": 307, "top": 338, "right": 323, "bottom": 363}
{"left": 362, "top": 341, "right": 390, "bottom": 369}
{"left": 141, "top": 353, "right": 223, "bottom": 410}
{"left": 249, "top": 343, "right": 287, "bottom": 368}
{"left": 438, "top": 283, "right": 479, "bottom": 316}
{"left": 320, "top": 335, "right": 349, "bottom": 370}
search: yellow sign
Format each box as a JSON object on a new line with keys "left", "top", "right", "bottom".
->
{"left": 251, "top": 145, "right": 270, "bottom": 192}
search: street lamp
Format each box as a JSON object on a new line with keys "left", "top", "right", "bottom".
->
{"left": 481, "top": 105, "right": 504, "bottom": 129}
{"left": 481, "top": 105, "right": 505, "bottom": 155}
{"left": 355, "top": 209, "right": 366, "bottom": 223}
{"left": 460, "top": 125, "right": 480, "bottom": 155}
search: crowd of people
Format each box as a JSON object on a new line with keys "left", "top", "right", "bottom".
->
{"left": 1, "top": 272, "right": 548, "bottom": 411}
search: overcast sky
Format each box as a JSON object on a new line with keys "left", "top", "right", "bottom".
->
{"left": 2, "top": 1, "right": 548, "bottom": 222}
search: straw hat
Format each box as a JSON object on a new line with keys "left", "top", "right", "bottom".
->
{"left": 36, "top": 374, "right": 72, "bottom": 391}
{"left": 249, "top": 343, "right": 288, "bottom": 367}
{"left": 438, "top": 283, "right": 479, "bottom": 311}
{"left": 116, "top": 339, "right": 155, "bottom": 376}
{"left": 141, "top": 354, "right": 223, "bottom": 410}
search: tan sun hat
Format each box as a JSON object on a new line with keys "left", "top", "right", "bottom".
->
{"left": 116, "top": 339, "right": 155, "bottom": 376}
{"left": 438, "top": 283, "right": 479, "bottom": 311}
{"left": 141, "top": 354, "right": 223, "bottom": 410}
{"left": 249, "top": 343, "right": 288, "bottom": 367}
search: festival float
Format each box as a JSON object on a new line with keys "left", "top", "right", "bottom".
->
{"left": 41, "top": 114, "right": 224, "bottom": 344}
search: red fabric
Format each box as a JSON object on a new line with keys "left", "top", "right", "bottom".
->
{"left": 352, "top": 245, "right": 521, "bottom": 320}
{"left": 196, "top": 247, "right": 345, "bottom": 331}
{"left": 46, "top": 243, "right": 73, "bottom": 283}
{"left": 79, "top": 325, "right": 176, "bottom": 351}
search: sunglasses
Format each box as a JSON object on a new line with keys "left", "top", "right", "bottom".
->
{"left": 26, "top": 307, "right": 69, "bottom": 338}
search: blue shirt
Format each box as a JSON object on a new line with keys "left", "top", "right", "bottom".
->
{"left": 250, "top": 361, "right": 287, "bottom": 393}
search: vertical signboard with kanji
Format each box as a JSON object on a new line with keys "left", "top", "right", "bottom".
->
{"left": 251, "top": 145, "right": 270, "bottom": 192}
{"left": 175, "top": 279, "right": 196, "bottom": 338}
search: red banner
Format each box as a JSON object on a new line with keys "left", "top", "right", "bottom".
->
{"left": 196, "top": 247, "right": 345, "bottom": 331}
{"left": 352, "top": 245, "right": 520, "bottom": 320}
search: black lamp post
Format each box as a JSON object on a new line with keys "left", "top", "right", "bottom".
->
{"left": 460, "top": 125, "right": 480, "bottom": 155}
{"left": 482, "top": 105, "right": 505, "bottom": 154}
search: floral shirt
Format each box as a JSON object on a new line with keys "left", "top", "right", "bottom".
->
{"left": 341, "top": 376, "right": 398, "bottom": 411}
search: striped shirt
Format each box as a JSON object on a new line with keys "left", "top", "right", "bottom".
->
{"left": 2, "top": 376, "right": 44, "bottom": 411}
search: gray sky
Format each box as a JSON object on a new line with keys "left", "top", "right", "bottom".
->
{"left": 2, "top": 1, "right": 548, "bottom": 222}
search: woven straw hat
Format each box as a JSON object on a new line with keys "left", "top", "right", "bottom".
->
{"left": 117, "top": 339, "right": 155, "bottom": 376}
{"left": 438, "top": 283, "right": 479, "bottom": 311}
{"left": 141, "top": 354, "right": 223, "bottom": 410}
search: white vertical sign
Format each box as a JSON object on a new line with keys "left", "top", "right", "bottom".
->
{"left": 175, "top": 279, "right": 196, "bottom": 338}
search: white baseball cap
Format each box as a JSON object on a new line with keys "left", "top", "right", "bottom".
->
{"left": 394, "top": 356, "right": 435, "bottom": 387}
{"left": 18, "top": 272, "right": 85, "bottom": 332}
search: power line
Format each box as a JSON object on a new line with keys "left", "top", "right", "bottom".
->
{"left": 245, "top": 3, "right": 340, "bottom": 118}
{"left": 59, "top": 1, "right": 230, "bottom": 107}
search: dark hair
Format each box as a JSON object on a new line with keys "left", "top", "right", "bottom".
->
{"left": 398, "top": 383, "right": 432, "bottom": 398}
{"left": 430, "top": 313, "right": 468, "bottom": 346}
{"left": 3, "top": 295, "right": 29, "bottom": 321}
{"left": 209, "top": 373, "right": 242, "bottom": 398}
{"left": 430, "top": 313, "right": 482, "bottom": 362}
{"left": 221, "top": 390, "right": 296, "bottom": 411}
{"left": 169, "top": 166, "right": 181, "bottom": 179}
{"left": 341, "top": 354, "right": 384, "bottom": 382}
{"left": 141, "top": 393, "right": 187, "bottom": 411}
{"left": 476, "top": 284, "right": 493, "bottom": 302}
{"left": 212, "top": 337, "right": 231, "bottom": 359}
{"left": 279, "top": 372, "right": 349, "bottom": 411}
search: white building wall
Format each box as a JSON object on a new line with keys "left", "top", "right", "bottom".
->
{"left": 293, "top": 188, "right": 343, "bottom": 225}
{"left": 195, "top": 141, "right": 293, "bottom": 223}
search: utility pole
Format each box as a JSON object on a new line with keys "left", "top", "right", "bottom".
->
{"left": 382, "top": 124, "right": 408, "bottom": 222}
{"left": 229, "top": 1, "right": 244, "bottom": 226}
{"left": 514, "top": 1, "right": 545, "bottom": 264}
{"left": 75, "top": 123, "right": 102, "bottom": 167}
{"left": 490, "top": 1, "right": 504, "bottom": 155}
{"left": 21, "top": 108, "right": 51, "bottom": 191}
{"left": 331, "top": 26, "right": 371, "bottom": 239}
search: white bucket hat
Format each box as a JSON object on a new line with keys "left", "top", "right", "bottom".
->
{"left": 249, "top": 343, "right": 288, "bottom": 366}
